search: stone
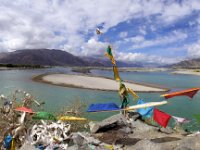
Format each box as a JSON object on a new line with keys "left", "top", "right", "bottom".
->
{"left": 159, "top": 127, "right": 174, "bottom": 134}
{"left": 174, "top": 134, "right": 200, "bottom": 150}
{"left": 19, "top": 142, "right": 37, "bottom": 150}
{"left": 89, "top": 114, "right": 127, "bottom": 133}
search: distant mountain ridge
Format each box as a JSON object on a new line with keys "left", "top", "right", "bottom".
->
{"left": 0, "top": 49, "right": 88, "bottom": 66}
{"left": 0, "top": 49, "right": 143, "bottom": 67}
{"left": 169, "top": 58, "right": 200, "bottom": 69}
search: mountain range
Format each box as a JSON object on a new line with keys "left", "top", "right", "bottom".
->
{"left": 0, "top": 49, "right": 142, "bottom": 67}
{"left": 0, "top": 49, "right": 199, "bottom": 68}
{"left": 169, "top": 58, "right": 200, "bottom": 69}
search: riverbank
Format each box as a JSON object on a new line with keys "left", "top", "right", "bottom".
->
{"left": 172, "top": 69, "right": 200, "bottom": 76}
{"left": 33, "top": 74, "right": 169, "bottom": 92}
{"left": 70, "top": 66, "right": 169, "bottom": 72}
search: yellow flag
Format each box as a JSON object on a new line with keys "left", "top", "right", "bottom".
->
{"left": 10, "top": 138, "right": 15, "bottom": 150}
{"left": 104, "top": 144, "right": 114, "bottom": 150}
{"left": 113, "top": 66, "right": 121, "bottom": 81}
{"left": 105, "top": 53, "right": 116, "bottom": 65}
{"left": 127, "top": 88, "right": 139, "bottom": 100}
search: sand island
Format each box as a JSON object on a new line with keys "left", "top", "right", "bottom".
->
{"left": 33, "top": 74, "right": 168, "bottom": 92}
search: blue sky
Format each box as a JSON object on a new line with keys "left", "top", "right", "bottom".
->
{"left": 0, "top": 0, "right": 199, "bottom": 64}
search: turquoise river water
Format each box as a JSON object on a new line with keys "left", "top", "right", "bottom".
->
{"left": 0, "top": 67, "right": 200, "bottom": 131}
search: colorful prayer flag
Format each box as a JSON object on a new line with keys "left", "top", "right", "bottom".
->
{"left": 58, "top": 116, "right": 87, "bottom": 121}
{"left": 119, "top": 82, "right": 128, "bottom": 97}
{"left": 136, "top": 99, "right": 153, "bottom": 118}
{"left": 87, "top": 103, "right": 120, "bottom": 112}
{"left": 153, "top": 108, "right": 171, "bottom": 128}
{"left": 15, "top": 107, "right": 34, "bottom": 113}
{"left": 32, "top": 112, "right": 57, "bottom": 121}
{"left": 105, "top": 45, "right": 116, "bottom": 65}
{"left": 127, "top": 88, "right": 139, "bottom": 100}
{"left": 10, "top": 138, "right": 15, "bottom": 150}
{"left": 161, "top": 87, "right": 200, "bottom": 99}
{"left": 113, "top": 66, "right": 121, "bottom": 81}
{"left": 172, "top": 116, "right": 190, "bottom": 124}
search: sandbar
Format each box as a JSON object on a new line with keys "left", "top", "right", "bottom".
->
{"left": 172, "top": 70, "right": 200, "bottom": 76}
{"left": 33, "top": 74, "right": 169, "bottom": 92}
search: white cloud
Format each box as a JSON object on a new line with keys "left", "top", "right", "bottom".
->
{"left": 0, "top": 0, "right": 198, "bottom": 63}
{"left": 119, "top": 32, "right": 128, "bottom": 38}
{"left": 130, "top": 31, "right": 187, "bottom": 49}
{"left": 125, "top": 35, "right": 145, "bottom": 43}
{"left": 139, "top": 26, "right": 147, "bottom": 35}
{"left": 159, "top": 0, "right": 200, "bottom": 24}
{"left": 81, "top": 38, "right": 108, "bottom": 56}
{"left": 116, "top": 52, "right": 181, "bottom": 64}
{"left": 187, "top": 41, "right": 200, "bottom": 58}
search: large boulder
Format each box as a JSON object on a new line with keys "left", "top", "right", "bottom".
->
{"left": 89, "top": 114, "right": 127, "bottom": 133}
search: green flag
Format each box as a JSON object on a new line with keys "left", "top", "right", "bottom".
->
{"left": 32, "top": 112, "right": 57, "bottom": 121}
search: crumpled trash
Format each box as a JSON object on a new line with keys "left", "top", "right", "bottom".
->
{"left": 29, "top": 120, "right": 71, "bottom": 150}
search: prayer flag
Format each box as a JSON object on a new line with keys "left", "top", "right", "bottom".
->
{"left": 10, "top": 138, "right": 15, "bottom": 150}
{"left": 15, "top": 107, "right": 34, "bottom": 113}
{"left": 113, "top": 66, "right": 121, "bottom": 81}
{"left": 87, "top": 103, "right": 120, "bottom": 112}
{"left": 127, "top": 88, "right": 139, "bottom": 100}
{"left": 153, "top": 108, "right": 171, "bottom": 128}
{"left": 172, "top": 116, "right": 190, "bottom": 124}
{"left": 58, "top": 116, "right": 87, "bottom": 121}
{"left": 32, "top": 112, "right": 57, "bottom": 121}
{"left": 105, "top": 45, "right": 116, "bottom": 65}
{"left": 136, "top": 99, "right": 153, "bottom": 118}
{"left": 119, "top": 82, "right": 128, "bottom": 97}
{"left": 161, "top": 87, "right": 200, "bottom": 99}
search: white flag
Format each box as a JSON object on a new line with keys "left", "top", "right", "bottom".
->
{"left": 172, "top": 116, "right": 190, "bottom": 124}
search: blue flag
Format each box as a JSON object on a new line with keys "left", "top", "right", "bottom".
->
{"left": 136, "top": 99, "right": 153, "bottom": 118}
{"left": 87, "top": 103, "right": 120, "bottom": 112}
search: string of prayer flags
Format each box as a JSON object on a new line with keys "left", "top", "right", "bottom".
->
{"left": 153, "top": 108, "right": 171, "bottom": 128}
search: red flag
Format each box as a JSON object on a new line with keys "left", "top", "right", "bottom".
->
{"left": 153, "top": 108, "right": 171, "bottom": 128}
{"left": 15, "top": 106, "right": 34, "bottom": 113}
{"left": 161, "top": 87, "right": 200, "bottom": 99}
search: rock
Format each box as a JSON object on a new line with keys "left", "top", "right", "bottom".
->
{"left": 89, "top": 114, "right": 127, "bottom": 133}
{"left": 174, "top": 134, "right": 200, "bottom": 150}
{"left": 72, "top": 132, "right": 85, "bottom": 146}
{"left": 126, "top": 140, "right": 163, "bottom": 150}
{"left": 127, "top": 111, "right": 141, "bottom": 121}
{"left": 118, "top": 126, "right": 133, "bottom": 134}
{"left": 72, "top": 132, "right": 101, "bottom": 146}
{"left": 19, "top": 142, "right": 37, "bottom": 150}
{"left": 159, "top": 127, "right": 174, "bottom": 134}
{"left": 131, "top": 119, "right": 157, "bottom": 133}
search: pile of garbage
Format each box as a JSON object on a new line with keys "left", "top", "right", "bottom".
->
{"left": 30, "top": 121, "right": 71, "bottom": 149}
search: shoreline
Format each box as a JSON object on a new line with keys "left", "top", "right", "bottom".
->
{"left": 32, "top": 74, "right": 169, "bottom": 93}
{"left": 172, "top": 69, "right": 200, "bottom": 76}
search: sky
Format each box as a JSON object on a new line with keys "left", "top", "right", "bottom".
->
{"left": 0, "top": 0, "right": 200, "bottom": 64}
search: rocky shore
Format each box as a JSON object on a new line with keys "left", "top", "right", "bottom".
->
{"left": 20, "top": 113, "right": 200, "bottom": 150}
